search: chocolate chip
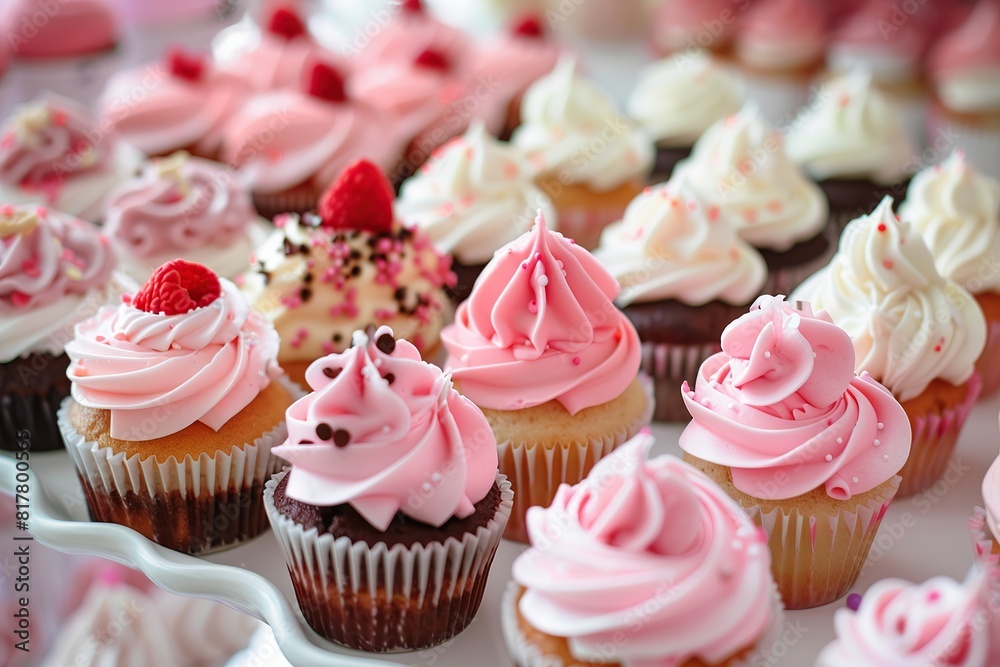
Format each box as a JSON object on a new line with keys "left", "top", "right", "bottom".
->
{"left": 299, "top": 440, "right": 314, "bottom": 445}
{"left": 333, "top": 333, "right": 342, "bottom": 343}
{"left": 316, "top": 423, "right": 333, "bottom": 441}
{"left": 304, "top": 273, "right": 313, "bottom": 283}
{"left": 333, "top": 429, "right": 350, "bottom": 447}
{"left": 300, "top": 287, "right": 312, "bottom": 301}
{"left": 351, "top": 266, "right": 361, "bottom": 276}
{"left": 376, "top": 333, "right": 396, "bottom": 354}
{"left": 384, "top": 373, "right": 395, "bottom": 385}
{"left": 322, "top": 367, "right": 341, "bottom": 379}
{"left": 394, "top": 287, "right": 406, "bottom": 301}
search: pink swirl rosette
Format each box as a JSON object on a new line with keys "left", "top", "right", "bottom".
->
{"left": 680, "top": 295, "right": 910, "bottom": 501}
{"left": 509, "top": 433, "right": 779, "bottom": 666}
{"left": 273, "top": 325, "right": 498, "bottom": 530}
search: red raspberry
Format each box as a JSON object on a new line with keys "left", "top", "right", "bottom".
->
{"left": 133, "top": 260, "right": 222, "bottom": 315}
{"left": 317, "top": 159, "right": 395, "bottom": 233}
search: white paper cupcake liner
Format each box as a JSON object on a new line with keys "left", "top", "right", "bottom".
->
{"left": 264, "top": 471, "right": 513, "bottom": 652}
{"left": 501, "top": 579, "right": 785, "bottom": 667}
{"left": 640, "top": 339, "right": 720, "bottom": 423}
{"left": 58, "top": 375, "right": 300, "bottom": 554}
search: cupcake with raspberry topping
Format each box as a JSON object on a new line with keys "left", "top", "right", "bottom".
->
{"left": 680, "top": 295, "right": 911, "bottom": 608}
{"left": 503, "top": 432, "right": 784, "bottom": 667}
{"left": 0, "top": 95, "right": 144, "bottom": 223}
{"left": 104, "top": 152, "right": 270, "bottom": 282}
{"left": 793, "top": 197, "right": 986, "bottom": 496}
{"left": 442, "top": 213, "right": 651, "bottom": 542}
{"left": 59, "top": 259, "right": 296, "bottom": 554}
{"left": 246, "top": 159, "right": 455, "bottom": 388}
{"left": 0, "top": 204, "right": 123, "bottom": 452}
{"left": 264, "top": 325, "right": 511, "bottom": 651}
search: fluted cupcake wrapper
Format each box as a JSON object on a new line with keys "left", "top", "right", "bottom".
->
{"left": 58, "top": 376, "right": 300, "bottom": 555}
{"left": 968, "top": 508, "right": 1000, "bottom": 563}
{"left": 639, "top": 340, "right": 720, "bottom": 423}
{"left": 501, "top": 580, "right": 786, "bottom": 667}
{"left": 263, "top": 471, "right": 513, "bottom": 652}
{"left": 897, "top": 374, "right": 981, "bottom": 498}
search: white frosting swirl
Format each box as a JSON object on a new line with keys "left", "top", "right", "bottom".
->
{"left": 152, "top": 589, "right": 261, "bottom": 667}
{"left": 900, "top": 151, "right": 1000, "bottom": 294}
{"left": 785, "top": 72, "right": 913, "bottom": 185}
{"left": 672, "top": 104, "right": 828, "bottom": 251}
{"left": 626, "top": 50, "right": 744, "bottom": 147}
{"left": 511, "top": 57, "right": 653, "bottom": 191}
{"left": 594, "top": 177, "right": 767, "bottom": 306}
{"left": 396, "top": 122, "right": 557, "bottom": 265}
{"left": 792, "top": 197, "right": 986, "bottom": 402}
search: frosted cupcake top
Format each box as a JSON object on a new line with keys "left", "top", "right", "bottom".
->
{"left": 511, "top": 57, "right": 653, "bottom": 191}
{"left": 0, "top": 204, "right": 116, "bottom": 362}
{"left": 792, "top": 197, "right": 987, "bottom": 402}
{"left": 273, "top": 326, "right": 498, "bottom": 530}
{"left": 816, "top": 573, "right": 992, "bottom": 667}
{"left": 626, "top": 50, "right": 743, "bottom": 147}
{"left": 672, "top": 104, "right": 828, "bottom": 252}
{"left": 66, "top": 260, "right": 281, "bottom": 441}
{"left": 653, "top": 0, "right": 736, "bottom": 54}
{"left": 900, "top": 152, "right": 1000, "bottom": 295}
{"left": 442, "top": 213, "right": 642, "bottom": 414}
{"left": 396, "top": 122, "right": 556, "bottom": 266}
{"left": 6, "top": 0, "right": 117, "bottom": 58}
{"left": 827, "top": 0, "right": 931, "bottom": 84}
{"left": 785, "top": 72, "right": 913, "bottom": 185}
{"left": 680, "top": 295, "right": 910, "bottom": 501}
{"left": 929, "top": 0, "right": 1000, "bottom": 114}
{"left": 513, "top": 433, "right": 777, "bottom": 667}
{"left": 594, "top": 177, "right": 767, "bottom": 307}
{"left": 735, "top": 0, "right": 826, "bottom": 72}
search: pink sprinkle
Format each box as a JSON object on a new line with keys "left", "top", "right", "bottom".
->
{"left": 322, "top": 341, "right": 334, "bottom": 354}
{"left": 743, "top": 209, "right": 757, "bottom": 224}
{"left": 767, "top": 200, "right": 782, "bottom": 214}
{"left": 927, "top": 591, "right": 940, "bottom": 603}
{"left": 642, "top": 186, "right": 651, "bottom": 196}
{"left": 458, "top": 195, "right": 475, "bottom": 209}
{"left": 934, "top": 344, "right": 942, "bottom": 352}
{"left": 10, "top": 291, "right": 30, "bottom": 307}
{"left": 266, "top": 148, "right": 283, "bottom": 164}
{"left": 52, "top": 110, "right": 67, "bottom": 127}
{"left": 113, "top": 332, "right": 127, "bottom": 341}
{"left": 296, "top": 327, "right": 308, "bottom": 338}
{"left": 0, "top": 204, "right": 13, "bottom": 216}
{"left": 503, "top": 161, "right": 519, "bottom": 179}
{"left": 528, "top": 300, "right": 538, "bottom": 314}
{"left": 882, "top": 259, "right": 894, "bottom": 270}
{"left": 35, "top": 207, "right": 47, "bottom": 219}
{"left": 707, "top": 206, "right": 720, "bottom": 222}
{"left": 521, "top": 262, "right": 529, "bottom": 270}
{"left": 686, "top": 200, "right": 698, "bottom": 212}
{"left": 1, "top": 133, "right": 14, "bottom": 148}
{"left": 572, "top": 357, "right": 581, "bottom": 366}
{"left": 837, "top": 93, "right": 851, "bottom": 107}
{"left": 21, "top": 259, "right": 39, "bottom": 277}
{"left": 95, "top": 335, "right": 105, "bottom": 343}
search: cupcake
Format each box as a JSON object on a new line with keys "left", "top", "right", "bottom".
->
{"left": 103, "top": 152, "right": 270, "bottom": 282}
{"left": 680, "top": 294, "right": 911, "bottom": 609}
{"left": 246, "top": 159, "right": 455, "bottom": 387}
{"left": 511, "top": 57, "right": 653, "bottom": 250}
{"left": 733, "top": 0, "right": 827, "bottom": 126}
{"left": 503, "top": 433, "right": 784, "bottom": 667}
{"left": 652, "top": 0, "right": 738, "bottom": 56}
{"left": 593, "top": 177, "right": 767, "bottom": 422}
{"left": 221, "top": 61, "right": 400, "bottom": 218}
{"left": 0, "top": 204, "right": 121, "bottom": 453}
{"left": 785, "top": 71, "right": 915, "bottom": 232}
{"left": 792, "top": 196, "right": 986, "bottom": 497}
{"left": 672, "top": 104, "right": 832, "bottom": 295}
{"left": 442, "top": 213, "right": 651, "bottom": 542}
{"left": 816, "top": 572, "right": 993, "bottom": 666}
{"left": 0, "top": 95, "right": 144, "bottom": 223}
{"left": 100, "top": 46, "right": 252, "bottom": 160}
{"left": 59, "top": 259, "right": 295, "bottom": 554}
{"left": 899, "top": 151, "right": 1000, "bottom": 396}
{"left": 928, "top": 0, "right": 1000, "bottom": 181}
{"left": 396, "top": 121, "right": 556, "bottom": 303}
{"left": 264, "top": 325, "right": 512, "bottom": 651}
{"left": 625, "top": 49, "right": 744, "bottom": 181}
{"left": 972, "top": 447, "right": 1000, "bottom": 558}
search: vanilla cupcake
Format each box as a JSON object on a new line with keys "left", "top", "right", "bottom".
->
{"left": 396, "top": 121, "right": 556, "bottom": 302}
{"left": 900, "top": 151, "right": 1000, "bottom": 396}
{"left": 104, "top": 152, "right": 270, "bottom": 282}
{"left": 594, "top": 176, "right": 766, "bottom": 422}
{"left": 626, "top": 50, "right": 744, "bottom": 181}
{"left": 511, "top": 57, "right": 653, "bottom": 249}
{"left": 672, "top": 103, "right": 832, "bottom": 294}
{"left": 793, "top": 196, "right": 987, "bottom": 496}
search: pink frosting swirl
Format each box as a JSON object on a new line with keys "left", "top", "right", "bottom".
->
{"left": 104, "top": 154, "right": 254, "bottom": 257}
{"left": 816, "top": 573, "right": 992, "bottom": 667}
{"left": 679, "top": 295, "right": 910, "bottom": 501}
{"left": 513, "top": 433, "right": 776, "bottom": 666}
{"left": 442, "top": 213, "right": 642, "bottom": 414}
{"left": 931, "top": 0, "right": 1000, "bottom": 74}
{"left": 272, "top": 326, "right": 498, "bottom": 531}
{"left": 737, "top": 0, "right": 826, "bottom": 69}
{"left": 0, "top": 205, "right": 114, "bottom": 315}
{"left": 219, "top": 25, "right": 346, "bottom": 92}
{"left": 65, "top": 278, "right": 281, "bottom": 441}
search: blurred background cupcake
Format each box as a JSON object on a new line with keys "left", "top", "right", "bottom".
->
{"left": 651, "top": 0, "right": 739, "bottom": 57}
{"left": 626, "top": 49, "right": 744, "bottom": 182}
{"left": 594, "top": 177, "right": 767, "bottom": 422}
{"left": 113, "top": 0, "right": 239, "bottom": 66}
{"left": 793, "top": 197, "right": 986, "bottom": 497}
{"left": 396, "top": 121, "right": 556, "bottom": 303}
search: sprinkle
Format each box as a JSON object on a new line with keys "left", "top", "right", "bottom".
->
{"left": 171, "top": 343, "right": 181, "bottom": 350}
{"left": 257, "top": 370, "right": 265, "bottom": 378}
{"left": 316, "top": 423, "right": 333, "bottom": 441}
{"left": 707, "top": 206, "right": 720, "bottom": 222}
{"left": 846, "top": 593, "right": 863, "bottom": 611}
{"left": 422, "top": 482, "right": 432, "bottom": 493}
{"left": 877, "top": 422, "right": 884, "bottom": 430}
{"left": 376, "top": 333, "right": 396, "bottom": 354}
{"left": 767, "top": 200, "right": 782, "bottom": 214}
{"left": 877, "top": 223, "right": 887, "bottom": 232}
{"left": 432, "top": 472, "right": 442, "bottom": 483}
{"left": 825, "top": 454, "right": 833, "bottom": 462}
{"left": 731, "top": 539, "right": 743, "bottom": 550}
{"left": 701, "top": 398, "right": 710, "bottom": 407}
{"left": 928, "top": 591, "right": 940, "bottom": 603}
{"left": 572, "top": 357, "right": 581, "bottom": 366}
{"left": 333, "top": 429, "right": 350, "bottom": 447}
{"left": 882, "top": 259, "right": 894, "bottom": 270}
{"left": 742, "top": 208, "right": 757, "bottom": 224}
{"left": 883, "top": 454, "right": 889, "bottom": 461}
{"left": 323, "top": 367, "right": 341, "bottom": 379}
{"left": 727, "top": 402, "right": 735, "bottom": 410}
{"left": 934, "top": 344, "right": 942, "bottom": 352}
{"left": 528, "top": 300, "right": 538, "bottom": 314}
{"left": 763, "top": 351, "right": 771, "bottom": 359}
{"left": 836, "top": 437, "right": 843, "bottom": 444}
{"left": 521, "top": 262, "right": 528, "bottom": 270}
{"left": 853, "top": 476, "right": 859, "bottom": 483}
{"left": 538, "top": 275, "right": 549, "bottom": 287}
{"left": 873, "top": 439, "right": 880, "bottom": 447}
{"left": 748, "top": 544, "right": 762, "bottom": 556}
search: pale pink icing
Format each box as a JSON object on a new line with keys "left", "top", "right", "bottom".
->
{"left": 817, "top": 573, "right": 992, "bottom": 667}
{"left": 0, "top": 205, "right": 114, "bottom": 315}
{"left": 357, "top": 5, "right": 473, "bottom": 72}
{"left": 736, "top": 0, "right": 826, "bottom": 67}
{"left": 220, "top": 90, "right": 400, "bottom": 194}
{"left": 441, "top": 213, "right": 642, "bottom": 414}
{"left": 930, "top": 0, "right": 1000, "bottom": 74}
{"left": 513, "top": 433, "right": 776, "bottom": 666}
{"left": 679, "top": 295, "right": 910, "bottom": 501}
{"left": 830, "top": 0, "right": 932, "bottom": 71}
{"left": 100, "top": 61, "right": 251, "bottom": 158}
{"left": 104, "top": 155, "right": 254, "bottom": 257}
{"left": 272, "top": 326, "right": 498, "bottom": 530}
{"left": 653, "top": 0, "right": 737, "bottom": 53}
{"left": 65, "top": 278, "right": 281, "bottom": 441}
{"left": 6, "top": 0, "right": 117, "bottom": 58}
{"left": 219, "top": 21, "right": 346, "bottom": 92}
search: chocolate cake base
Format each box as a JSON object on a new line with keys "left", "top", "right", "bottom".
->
{"left": 649, "top": 145, "right": 693, "bottom": 183}
{"left": 1, "top": 353, "right": 71, "bottom": 452}
{"left": 446, "top": 260, "right": 488, "bottom": 305}
{"left": 819, "top": 177, "right": 911, "bottom": 235}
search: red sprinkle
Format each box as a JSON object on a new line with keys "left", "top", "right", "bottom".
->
{"left": 877, "top": 223, "right": 887, "bottom": 232}
{"left": 882, "top": 259, "right": 894, "bottom": 270}
{"left": 707, "top": 206, "right": 720, "bottom": 222}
